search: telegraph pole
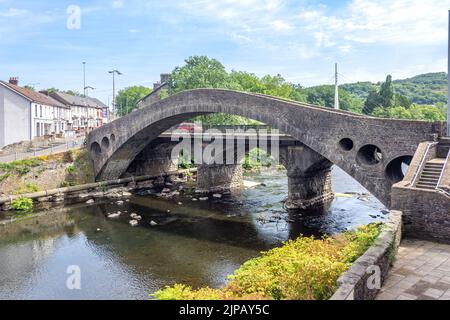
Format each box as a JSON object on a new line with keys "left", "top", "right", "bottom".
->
{"left": 108, "top": 70, "right": 122, "bottom": 117}
{"left": 334, "top": 63, "right": 340, "bottom": 110}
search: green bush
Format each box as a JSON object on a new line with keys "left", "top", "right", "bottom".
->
{"left": 11, "top": 197, "right": 34, "bottom": 212}
{"left": 152, "top": 224, "right": 382, "bottom": 300}
{"left": 14, "top": 183, "right": 40, "bottom": 195}
{"left": 0, "top": 158, "right": 42, "bottom": 176}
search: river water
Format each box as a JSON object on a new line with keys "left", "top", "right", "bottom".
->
{"left": 0, "top": 167, "right": 386, "bottom": 300}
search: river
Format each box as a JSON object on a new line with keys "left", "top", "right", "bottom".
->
{"left": 0, "top": 166, "right": 386, "bottom": 300}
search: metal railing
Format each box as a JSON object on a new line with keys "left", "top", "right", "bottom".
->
{"left": 0, "top": 137, "right": 84, "bottom": 163}
{"left": 411, "top": 142, "right": 438, "bottom": 187}
{"left": 436, "top": 149, "right": 450, "bottom": 196}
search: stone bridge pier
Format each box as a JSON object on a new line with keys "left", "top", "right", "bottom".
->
{"left": 281, "top": 145, "right": 333, "bottom": 210}
{"left": 195, "top": 144, "right": 334, "bottom": 210}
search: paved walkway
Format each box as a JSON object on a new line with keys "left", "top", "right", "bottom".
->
{"left": 377, "top": 238, "right": 450, "bottom": 300}
{"left": 0, "top": 139, "right": 83, "bottom": 163}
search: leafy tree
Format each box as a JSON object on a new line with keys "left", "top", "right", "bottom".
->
{"left": 169, "top": 56, "right": 238, "bottom": 94}
{"left": 363, "top": 89, "right": 382, "bottom": 115}
{"left": 395, "top": 94, "right": 412, "bottom": 109}
{"left": 305, "top": 85, "right": 363, "bottom": 113}
{"left": 379, "top": 75, "right": 395, "bottom": 109}
{"left": 115, "top": 86, "right": 152, "bottom": 116}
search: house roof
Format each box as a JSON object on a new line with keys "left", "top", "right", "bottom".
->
{"left": 47, "top": 91, "right": 107, "bottom": 109}
{"left": 0, "top": 81, "right": 67, "bottom": 108}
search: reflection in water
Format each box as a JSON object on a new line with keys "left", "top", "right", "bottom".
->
{"left": 0, "top": 167, "right": 385, "bottom": 300}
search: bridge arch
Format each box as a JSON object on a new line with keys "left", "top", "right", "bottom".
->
{"left": 88, "top": 89, "right": 442, "bottom": 207}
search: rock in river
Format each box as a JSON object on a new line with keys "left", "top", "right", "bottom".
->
{"left": 129, "top": 220, "right": 139, "bottom": 227}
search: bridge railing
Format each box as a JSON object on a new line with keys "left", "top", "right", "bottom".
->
{"left": 436, "top": 149, "right": 450, "bottom": 196}
{"left": 411, "top": 142, "right": 438, "bottom": 187}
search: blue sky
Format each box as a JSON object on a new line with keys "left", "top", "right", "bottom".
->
{"left": 0, "top": 0, "right": 449, "bottom": 105}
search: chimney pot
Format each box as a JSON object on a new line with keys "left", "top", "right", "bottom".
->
{"left": 9, "top": 77, "right": 18, "bottom": 85}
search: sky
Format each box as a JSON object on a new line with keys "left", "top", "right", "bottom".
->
{"left": 0, "top": 0, "right": 449, "bottom": 105}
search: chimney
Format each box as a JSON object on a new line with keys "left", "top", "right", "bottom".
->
{"left": 9, "top": 77, "right": 18, "bottom": 85}
{"left": 160, "top": 73, "right": 170, "bottom": 84}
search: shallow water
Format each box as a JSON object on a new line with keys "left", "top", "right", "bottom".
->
{"left": 0, "top": 167, "right": 386, "bottom": 300}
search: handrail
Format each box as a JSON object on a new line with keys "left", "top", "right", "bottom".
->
{"left": 411, "top": 142, "right": 438, "bottom": 187}
{"left": 436, "top": 148, "right": 450, "bottom": 196}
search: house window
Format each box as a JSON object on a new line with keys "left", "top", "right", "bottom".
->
{"left": 40, "top": 105, "right": 42, "bottom": 118}
{"left": 35, "top": 105, "right": 37, "bottom": 117}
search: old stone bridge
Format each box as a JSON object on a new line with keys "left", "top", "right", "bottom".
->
{"left": 88, "top": 89, "right": 445, "bottom": 211}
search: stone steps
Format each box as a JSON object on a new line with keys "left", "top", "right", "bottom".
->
{"left": 416, "top": 160, "right": 445, "bottom": 190}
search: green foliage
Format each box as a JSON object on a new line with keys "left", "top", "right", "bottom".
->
{"left": 115, "top": 86, "right": 152, "bottom": 116}
{"left": 11, "top": 197, "right": 33, "bottom": 212}
{"left": 343, "top": 72, "right": 448, "bottom": 106}
{"left": 0, "top": 173, "right": 11, "bottom": 182}
{"left": 305, "top": 85, "right": 363, "bottom": 113}
{"left": 0, "top": 158, "right": 42, "bottom": 176}
{"left": 372, "top": 104, "right": 447, "bottom": 121}
{"left": 66, "top": 165, "right": 76, "bottom": 174}
{"left": 153, "top": 224, "right": 382, "bottom": 300}
{"left": 178, "top": 151, "right": 195, "bottom": 169}
{"left": 243, "top": 149, "right": 273, "bottom": 170}
{"left": 14, "top": 183, "right": 40, "bottom": 195}
{"left": 169, "top": 56, "right": 236, "bottom": 94}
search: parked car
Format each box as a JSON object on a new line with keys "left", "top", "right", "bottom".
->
{"left": 174, "top": 122, "right": 202, "bottom": 133}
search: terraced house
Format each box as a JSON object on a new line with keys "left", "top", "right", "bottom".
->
{"left": 0, "top": 78, "right": 70, "bottom": 148}
{"left": 43, "top": 91, "right": 109, "bottom": 134}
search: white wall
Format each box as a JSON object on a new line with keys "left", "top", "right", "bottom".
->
{"left": 0, "top": 85, "right": 31, "bottom": 148}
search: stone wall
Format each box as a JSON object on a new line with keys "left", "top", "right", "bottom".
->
{"left": 331, "top": 210, "right": 403, "bottom": 300}
{"left": 196, "top": 164, "right": 244, "bottom": 193}
{"left": 391, "top": 141, "right": 450, "bottom": 242}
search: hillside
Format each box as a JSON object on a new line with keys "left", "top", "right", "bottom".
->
{"left": 340, "top": 72, "right": 447, "bottom": 105}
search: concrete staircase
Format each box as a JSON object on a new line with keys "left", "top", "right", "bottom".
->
{"left": 416, "top": 158, "right": 445, "bottom": 190}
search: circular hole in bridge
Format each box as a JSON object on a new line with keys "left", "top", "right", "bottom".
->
{"left": 110, "top": 134, "right": 116, "bottom": 143}
{"left": 386, "top": 155, "right": 413, "bottom": 183}
{"left": 101, "top": 137, "right": 110, "bottom": 149}
{"left": 90, "top": 142, "right": 102, "bottom": 156}
{"left": 357, "top": 144, "right": 383, "bottom": 165}
{"left": 339, "top": 138, "right": 354, "bottom": 151}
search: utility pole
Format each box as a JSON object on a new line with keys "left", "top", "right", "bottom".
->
{"left": 334, "top": 63, "right": 340, "bottom": 110}
{"left": 83, "top": 62, "right": 86, "bottom": 97}
{"left": 108, "top": 70, "right": 122, "bottom": 117}
{"left": 447, "top": 11, "right": 450, "bottom": 136}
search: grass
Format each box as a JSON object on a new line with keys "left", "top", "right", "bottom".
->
{"left": 14, "top": 183, "right": 40, "bottom": 195}
{"left": 152, "top": 224, "right": 382, "bottom": 300}
{"left": 0, "top": 158, "right": 42, "bottom": 176}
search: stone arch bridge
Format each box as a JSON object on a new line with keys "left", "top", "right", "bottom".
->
{"left": 88, "top": 89, "right": 444, "bottom": 208}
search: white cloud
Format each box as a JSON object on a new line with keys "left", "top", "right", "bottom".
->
{"left": 112, "top": 0, "right": 124, "bottom": 9}
{"left": 298, "top": 0, "right": 450, "bottom": 46}
{"left": 0, "top": 8, "right": 28, "bottom": 17}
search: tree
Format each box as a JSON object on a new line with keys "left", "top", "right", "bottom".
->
{"left": 379, "top": 75, "right": 395, "bottom": 109}
{"left": 44, "top": 88, "right": 83, "bottom": 96}
{"left": 305, "top": 85, "right": 363, "bottom": 113}
{"left": 363, "top": 89, "right": 381, "bottom": 114}
{"left": 169, "top": 56, "right": 237, "bottom": 94}
{"left": 115, "top": 86, "right": 152, "bottom": 116}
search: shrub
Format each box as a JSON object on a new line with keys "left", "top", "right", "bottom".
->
{"left": 66, "top": 165, "right": 76, "bottom": 174}
{"left": 152, "top": 224, "right": 382, "bottom": 300}
{"left": 14, "top": 183, "right": 40, "bottom": 195}
{"left": 11, "top": 197, "right": 33, "bottom": 211}
{"left": 0, "top": 158, "right": 42, "bottom": 176}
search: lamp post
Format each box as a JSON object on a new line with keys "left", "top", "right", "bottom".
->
{"left": 83, "top": 62, "right": 86, "bottom": 97}
{"left": 108, "top": 70, "right": 122, "bottom": 117}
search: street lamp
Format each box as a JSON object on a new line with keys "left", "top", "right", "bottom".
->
{"left": 83, "top": 62, "right": 86, "bottom": 97}
{"left": 108, "top": 70, "right": 122, "bottom": 118}
{"left": 84, "top": 86, "right": 95, "bottom": 97}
